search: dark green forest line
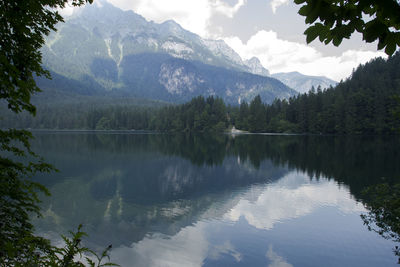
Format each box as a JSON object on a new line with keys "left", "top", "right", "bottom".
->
{"left": 2, "top": 54, "right": 400, "bottom": 134}
{"left": 231, "top": 54, "right": 400, "bottom": 134}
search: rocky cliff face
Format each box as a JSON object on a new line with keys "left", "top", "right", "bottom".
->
{"left": 245, "top": 57, "right": 270, "bottom": 77}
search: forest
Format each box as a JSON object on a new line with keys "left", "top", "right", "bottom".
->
{"left": 2, "top": 53, "right": 400, "bottom": 134}
{"left": 231, "top": 53, "right": 400, "bottom": 134}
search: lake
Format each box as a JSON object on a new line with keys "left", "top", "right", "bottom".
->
{"left": 31, "top": 132, "right": 400, "bottom": 266}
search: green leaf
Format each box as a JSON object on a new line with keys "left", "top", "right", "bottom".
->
{"left": 85, "top": 257, "right": 96, "bottom": 267}
{"left": 364, "top": 20, "right": 387, "bottom": 43}
{"left": 385, "top": 42, "right": 396, "bottom": 56}
{"left": 305, "top": 23, "right": 327, "bottom": 44}
{"left": 377, "top": 39, "right": 386, "bottom": 50}
{"left": 324, "top": 36, "right": 333, "bottom": 44}
{"left": 298, "top": 5, "right": 311, "bottom": 16}
{"left": 332, "top": 36, "right": 343, "bottom": 46}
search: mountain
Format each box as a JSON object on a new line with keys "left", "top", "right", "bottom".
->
{"left": 245, "top": 57, "right": 270, "bottom": 76}
{"left": 38, "top": 1, "right": 295, "bottom": 105}
{"left": 271, "top": 72, "right": 337, "bottom": 94}
{"left": 65, "top": 0, "right": 269, "bottom": 75}
{"left": 119, "top": 53, "right": 293, "bottom": 104}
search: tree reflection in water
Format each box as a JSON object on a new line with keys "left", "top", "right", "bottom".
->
{"left": 361, "top": 183, "right": 400, "bottom": 264}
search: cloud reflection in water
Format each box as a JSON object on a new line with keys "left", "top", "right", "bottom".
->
{"left": 110, "top": 171, "right": 365, "bottom": 266}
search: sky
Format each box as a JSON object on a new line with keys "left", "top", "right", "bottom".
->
{"left": 67, "top": 0, "right": 387, "bottom": 81}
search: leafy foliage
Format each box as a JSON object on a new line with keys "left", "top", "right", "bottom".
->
{"left": 0, "top": 128, "right": 54, "bottom": 265}
{"left": 0, "top": 0, "right": 92, "bottom": 115}
{"left": 0, "top": 0, "right": 117, "bottom": 265}
{"left": 2, "top": 223, "right": 119, "bottom": 266}
{"left": 295, "top": 0, "right": 400, "bottom": 55}
{"left": 49, "top": 225, "right": 118, "bottom": 267}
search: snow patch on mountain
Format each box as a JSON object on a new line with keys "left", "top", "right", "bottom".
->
{"left": 161, "top": 41, "right": 194, "bottom": 59}
{"left": 104, "top": 38, "right": 113, "bottom": 58}
{"left": 147, "top": 38, "right": 158, "bottom": 48}
{"left": 117, "top": 41, "right": 123, "bottom": 65}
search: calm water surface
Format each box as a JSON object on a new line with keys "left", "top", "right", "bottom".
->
{"left": 31, "top": 133, "right": 400, "bottom": 266}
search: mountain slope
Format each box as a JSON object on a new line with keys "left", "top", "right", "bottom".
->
{"left": 38, "top": 1, "right": 295, "bottom": 104}
{"left": 44, "top": 1, "right": 268, "bottom": 77}
{"left": 117, "top": 53, "right": 293, "bottom": 104}
{"left": 271, "top": 72, "right": 337, "bottom": 94}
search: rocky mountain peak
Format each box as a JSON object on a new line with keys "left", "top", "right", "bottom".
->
{"left": 244, "top": 57, "right": 270, "bottom": 77}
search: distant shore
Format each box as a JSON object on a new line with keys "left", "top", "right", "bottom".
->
{"left": 229, "top": 126, "right": 248, "bottom": 134}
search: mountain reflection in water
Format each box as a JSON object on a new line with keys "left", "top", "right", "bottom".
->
{"left": 31, "top": 133, "right": 400, "bottom": 266}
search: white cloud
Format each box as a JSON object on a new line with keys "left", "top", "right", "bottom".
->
{"left": 57, "top": 1, "right": 80, "bottom": 17}
{"left": 110, "top": 223, "right": 210, "bottom": 267}
{"left": 266, "top": 245, "right": 293, "bottom": 267}
{"left": 270, "top": 0, "right": 289, "bottom": 14}
{"left": 209, "top": 241, "right": 242, "bottom": 262}
{"left": 224, "top": 171, "right": 365, "bottom": 230}
{"left": 212, "top": 0, "right": 247, "bottom": 18}
{"left": 106, "top": 0, "right": 246, "bottom": 37}
{"left": 224, "top": 30, "right": 386, "bottom": 80}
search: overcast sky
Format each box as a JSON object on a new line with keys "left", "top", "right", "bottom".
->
{"left": 76, "top": 0, "right": 386, "bottom": 81}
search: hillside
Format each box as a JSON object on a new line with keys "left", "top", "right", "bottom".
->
{"left": 37, "top": 1, "right": 296, "bottom": 105}
{"left": 233, "top": 54, "right": 400, "bottom": 134}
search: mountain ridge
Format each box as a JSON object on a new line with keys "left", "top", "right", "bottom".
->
{"left": 39, "top": 1, "right": 297, "bottom": 104}
{"left": 271, "top": 71, "right": 337, "bottom": 94}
